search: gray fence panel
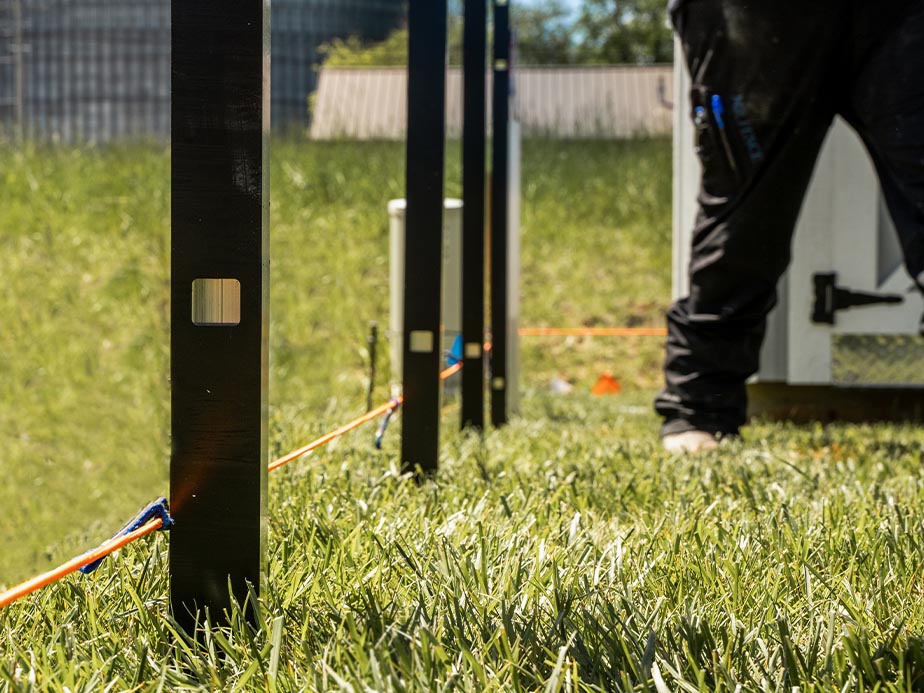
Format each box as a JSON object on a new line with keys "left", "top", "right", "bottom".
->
{"left": 0, "top": 0, "right": 405, "bottom": 141}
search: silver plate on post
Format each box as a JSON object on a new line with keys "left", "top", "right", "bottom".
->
{"left": 192, "top": 278, "right": 241, "bottom": 326}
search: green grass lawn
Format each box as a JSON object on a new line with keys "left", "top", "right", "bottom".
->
{"left": 3, "top": 138, "right": 924, "bottom": 690}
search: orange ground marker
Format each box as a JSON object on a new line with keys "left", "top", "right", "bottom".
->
{"left": 591, "top": 373, "right": 622, "bottom": 396}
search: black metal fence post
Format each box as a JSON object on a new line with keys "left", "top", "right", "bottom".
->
{"left": 462, "top": 0, "right": 488, "bottom": 431}
{"left": 170, "top": 0, "right": 270, "bottom": 631}
{"left": 401, "top": 0, "right": 448, "bottom": 474}
{"left": 490, "top": 0, "right": 510, "bottom": 427}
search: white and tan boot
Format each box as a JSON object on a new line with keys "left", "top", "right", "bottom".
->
{"left": 662, "top": 430, "right": 719, "bottom": 454}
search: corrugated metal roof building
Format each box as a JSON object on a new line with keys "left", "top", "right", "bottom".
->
{"left": 310, "top": 65, "right": 674, "bottom": 140}
{"left": 0, "top": 0, "right": 405, "bottom": 141}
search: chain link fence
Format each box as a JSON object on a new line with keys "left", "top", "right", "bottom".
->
{"left": 0, "top": 0, "right": 405, "bottom": 142}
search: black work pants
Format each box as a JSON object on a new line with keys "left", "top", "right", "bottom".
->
{"left": 656, "top": 0, "right": 924, "bottom": 436}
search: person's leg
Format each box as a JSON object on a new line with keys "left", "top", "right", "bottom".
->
{"left": 845, "top": 0, "right": 924, "bottom": 302}
{"left": 656, "top": 0, "right": 843, "bottom": 438}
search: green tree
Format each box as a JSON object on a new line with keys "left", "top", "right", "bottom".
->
{"left": 319, "top": 2, "right": 578, "bottom": 68}
{"left": 576, "top": 0, "right": 673, "bottom": 64}
{"left": 514, "top": 1, "right": 577, "bottom": 65}
{"left": 318, "top": 1, "right": 674, "bottom": 68}
{"left": 320, "top": 30, "right": 410, "bottom": 67}
{"left": 319, "top": 15, "right": 465, "bottom": 67}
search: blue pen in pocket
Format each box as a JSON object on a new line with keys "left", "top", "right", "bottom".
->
{"left": 710, "top": 94, "right": 726, "bottom": 129}
{"left": 710, "top": 93, "right": 741, "bottom": 182}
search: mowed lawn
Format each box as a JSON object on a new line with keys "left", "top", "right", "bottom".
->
{"left": 3, "top": 139, "right": 924, "bottom": 691}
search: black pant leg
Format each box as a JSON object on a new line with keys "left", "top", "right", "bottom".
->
{"left": 846, "top": 0, "right": 924, "bottom": 295}
{"left": 656, "top": 0, "right": 842, "bottom": 436}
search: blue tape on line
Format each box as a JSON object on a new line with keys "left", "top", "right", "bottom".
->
{"left": 447, "top": 334, "right": 463, "bottom": 366}
{"left": 79, "top": 497, "right": 174, "bottom": 574}
{"left": 375, "top": 400, "right": 401, "bottom": 450}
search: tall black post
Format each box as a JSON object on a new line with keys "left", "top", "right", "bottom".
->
{"left": 170, "top": 0, "right": 270, "bottom": 630}
{"left": 490, "top": 0, "right": 510, "bottom": 427}
{"left": 462, "top": 0, "right": 488, "bottom": 431}
{"left": 401, "top": 0, "right": 448, "bottom": 473}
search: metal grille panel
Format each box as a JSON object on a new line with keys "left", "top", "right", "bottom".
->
{"left": 831, "top": 334, "right": 924, "bottom": 387}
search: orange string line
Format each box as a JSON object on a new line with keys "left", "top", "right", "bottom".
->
{"left": 268, "top": 399, "right": 399, "bottom": 472}
{"left": 518, "top": 327, "right": 667, "bottom": 337}
{"left": 0, "top": 518, "right": 163, "bottom": 609}
{"left": 440, "top": 362, "right": 462, "bottom": 379}
{"left": 2, "top": 363, "right": 464, "bottom": 608}
{"left": 268, "top": 362, "right": 461, "bottom": 473}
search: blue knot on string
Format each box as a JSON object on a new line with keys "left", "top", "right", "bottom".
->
{"left": 375, "top": 399, "right": 402, "bottom": 450}
{"left": 80, "top": 497, "right": 174, "bottom": 574}
{"left": 446, "top": 334, "right": 463, "bottom": 366}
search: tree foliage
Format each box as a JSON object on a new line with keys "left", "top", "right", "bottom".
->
{"left": 319, "top": 1, "right": 673, "bottom": 68}
{"left": 320, "top": 16, "right": 465, "bottom": 67}
{"left": 320, "top": 31, "right": 410, "bottom": 67}
{"left": 514, "top": 1, "right": 577, "bottom": 65}
{"left": 576, "top": 0, "right": 673, "bottom": 64}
